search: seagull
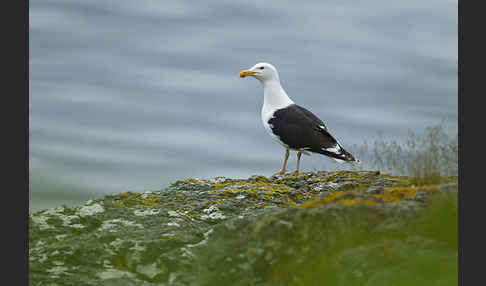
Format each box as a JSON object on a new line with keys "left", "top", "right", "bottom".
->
{"left": 239, "top": 62, "right": 360, "bottom": 176}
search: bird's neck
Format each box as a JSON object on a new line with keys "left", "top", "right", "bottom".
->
{"left": 262, "top": 79, "right": 294, "bottom": 110}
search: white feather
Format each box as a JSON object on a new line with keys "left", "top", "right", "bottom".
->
{"left": 325, "top": 145, "right": 342, "bottom": 154}
{"left": 260, "top": 75, "right": 294, "bottom": 148}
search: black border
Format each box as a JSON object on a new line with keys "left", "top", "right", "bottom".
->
{"left": 459, "top": 0, "right": 484, "bottom": 285}
{"left": 6, "top": 0, "right": 29, "bottom": 285}
{"left": 24, "top": 1, "right": 29, "bottom": 285}
{"left": 458, "top": 0, "right": 462, "bottom": 284}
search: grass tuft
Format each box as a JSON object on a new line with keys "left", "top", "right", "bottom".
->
{"left": 348, "top": 124, "right": 458, "bottom": 185}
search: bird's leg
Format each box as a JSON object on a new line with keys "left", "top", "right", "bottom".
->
{"left": 272, "top": 149, "right": 289, "bottom": 177}
{"left": 295, "top": 151, "right": 302, "bottom": 173}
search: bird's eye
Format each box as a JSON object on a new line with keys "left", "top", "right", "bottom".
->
{"left": 259, "top": 67, "right": 264, "bottom": 70}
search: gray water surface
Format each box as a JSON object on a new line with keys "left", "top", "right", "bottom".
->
{"left": 29, "top": 0, "right": 458, "bottom": 213}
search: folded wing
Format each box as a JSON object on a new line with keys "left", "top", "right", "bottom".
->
{"left": 268, "top": 104, "right": 358, "bottom": 162}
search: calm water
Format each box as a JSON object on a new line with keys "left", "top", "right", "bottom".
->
{"left": 29, "top": 0, "right": 457, "bottom": 213}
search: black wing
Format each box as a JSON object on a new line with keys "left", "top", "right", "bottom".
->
{"left": 268, "top": 104, "right": 356, "bottom": 161}
{"left": 294, "top": 105, "right": 328, "bottom": 131}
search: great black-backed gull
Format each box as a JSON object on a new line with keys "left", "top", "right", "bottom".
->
{"left": 240, "top": 62, "right": 360, "bottom": 176}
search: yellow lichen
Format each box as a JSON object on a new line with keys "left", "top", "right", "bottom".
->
{"left": 364, "top": 200, "right": 377, "bottom": 206}
{"left": 418, "top": 184, "right": 441, "bottom": 191}
{"left": 212, "top": 182, "right": 233, "bottom": 189}
{"left": 386, "top": 185, "right": 438, "bottom": 193}
{"left": 298, "top": 200, "right": 324, "bottom": 209}
{"left": 299, "top": 196, "right": 378, "bottom": 209}
{"left": 298, "top": 192, "right": 346, "bottom": 208}
{"left": 324, "top": 192, "right": 344, "bottom": 202}
{"left": 339, "top": 199, "right": 358, "bottom": 206}
{"left": 372, "top": 184, "right": 441, "bottom": 203}
{"left": 135, "top": 195, "right": 160, "bottom": 207}
{"left": 208, "top": 180, "right": 299, "bottom": 208}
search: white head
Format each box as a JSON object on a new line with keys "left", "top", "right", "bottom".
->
{"left": 239, "top": 62, "right": 280, "bottom": 83}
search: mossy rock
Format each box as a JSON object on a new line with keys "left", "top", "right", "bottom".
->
{"left": 29, "top": 170, "right": 457, "bottom": 286}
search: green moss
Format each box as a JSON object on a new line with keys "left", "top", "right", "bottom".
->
{"left": 207, "top": 180, "right": 299, "bottom": 208}
{"left": 195, "top": 190, "right": 458, "bottom": 286}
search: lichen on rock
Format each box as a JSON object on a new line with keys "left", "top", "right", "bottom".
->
{"left": 29, "top": 170, "right": 457, "bottom": 286}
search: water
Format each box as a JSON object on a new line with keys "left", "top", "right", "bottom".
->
{"left": 29, "top": 0, "right": 458, "bottom": 213}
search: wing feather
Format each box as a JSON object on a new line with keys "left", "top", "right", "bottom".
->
{"left": 268, "top": 104, "right": 357, "bottom": 162}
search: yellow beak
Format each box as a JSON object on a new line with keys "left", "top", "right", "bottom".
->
{"left": 239, "top": 69, "right": 256, "bottom": 78}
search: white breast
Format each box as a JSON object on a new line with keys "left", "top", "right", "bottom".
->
{"left": 259, "top": 78, "right": 294, "bottom": 148}
{"left": 261, "top": 108, "right": 286, "bottom": 146}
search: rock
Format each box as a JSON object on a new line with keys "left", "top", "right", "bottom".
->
{"left": 366, "top": 186, "right": 386, "bottom": 194}
{"left": 29, "top": 170, "right": 457, "bottom": 286}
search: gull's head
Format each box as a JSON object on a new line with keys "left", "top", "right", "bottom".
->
{"left": 239, "top": 62, "right": 279, "bottom": 83}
